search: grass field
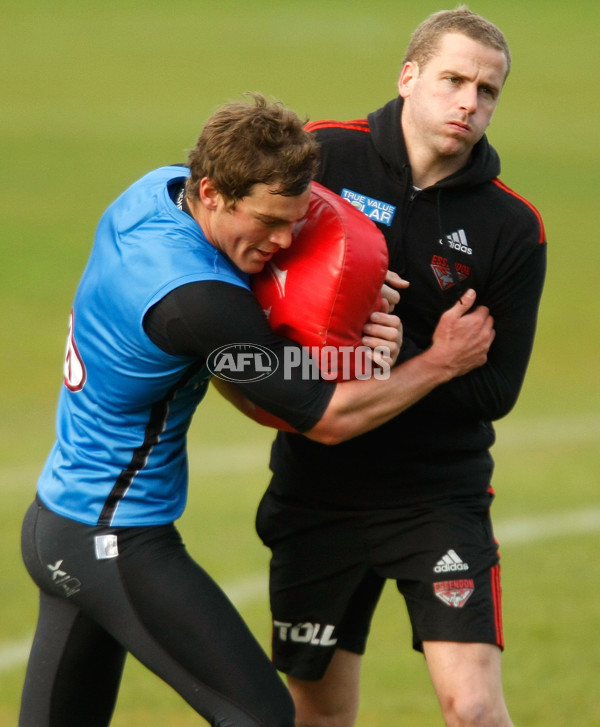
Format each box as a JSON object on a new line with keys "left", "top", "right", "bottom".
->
{"left": 2, "top": 0, "right": 600, "bottom": 724}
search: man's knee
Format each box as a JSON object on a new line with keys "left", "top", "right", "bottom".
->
{"left": 424, "top": 642, "right": 512, "bottom": 727}
{"left": 290, "top": 685, "right": 357, "bottom": 727}
{"left": 438, "top": 691, "right": 512, "bottom": 727}
{"left": 294, "top": 706, "right": 355, "bottom": 727}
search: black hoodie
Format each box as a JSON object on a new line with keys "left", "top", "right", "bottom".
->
{"left": 268, "top": 98, "right": 547, "bottom": 508}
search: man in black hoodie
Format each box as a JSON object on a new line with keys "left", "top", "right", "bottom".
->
{"left": 256, "top": 8, "right": 546, "bottom": 727}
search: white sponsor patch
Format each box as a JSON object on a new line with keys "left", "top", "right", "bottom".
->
{"left": 95, "top": 534, "right": 119, "bottom": 559}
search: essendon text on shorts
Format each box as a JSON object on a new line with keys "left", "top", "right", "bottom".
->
{"left": 206, "top": 343, "right": 391, "bottom": 383}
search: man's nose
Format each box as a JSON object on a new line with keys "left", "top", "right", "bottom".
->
{"left": 269, "top": 225, "right": 293, "bottom": 249}
{"left": 459, "top": 85, "right": 478, "bottom": 114}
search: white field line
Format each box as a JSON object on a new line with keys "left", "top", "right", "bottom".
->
{"left": 492, "top": 411, "right": 600, "bottom": 450}
{"left": 0, "top": 638, "right": 33, "bottom": 674}
{"left": 3, "top": 505, "right": 600, "bottom": 674}
{"left": 496, "top": 507, "right": 600, "bottom": 544}
{"left": 5, "top": 412, "right": 600, "bottom": 487}
{"left": 2, "top": 412, "right": 599, "bottom": 673}
{"left": 189, "top": 411, "right": 600, "bottom": 469}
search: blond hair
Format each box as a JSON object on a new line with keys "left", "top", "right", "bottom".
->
{"left": 403, "top": 6, "right": 511, "bottom": 78}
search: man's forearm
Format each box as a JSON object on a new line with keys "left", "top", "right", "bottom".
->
{"left": 306, "top": 289, "right": 494, "bottom": 445}
{"left": 305, "top": 347, "right": 459, "bottom": 444}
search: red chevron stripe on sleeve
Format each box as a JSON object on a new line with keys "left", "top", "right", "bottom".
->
{"left": 493, "top": 178, "right": 546, "bottom": 243}
{"left": 305, "top": 119, "right": 370, "bottom": 133}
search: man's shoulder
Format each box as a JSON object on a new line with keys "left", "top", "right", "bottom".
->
{"left": 487, "top": 178, "right": 546, "bottom": 244}
{"left": 306, "top": 118, "right": 372, "bottom": 147}
{"left": 306, "top": 117, "right": 370, "bottom": 134}
{"left": 306, "top": 118, "right": 376, "bottom": 171}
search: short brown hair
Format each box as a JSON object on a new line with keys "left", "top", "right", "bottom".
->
{"left": 186, "top": 93, "right": 319, "bottom": 207}
{"left": 403, "top": 6, "right": 511, "bottom": 79}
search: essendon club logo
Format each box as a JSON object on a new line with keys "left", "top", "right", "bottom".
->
{"left": 433, "top": 579, "right": 475, "bottom": 608}
{"left": 430, "top": 255, "right": 471, "bottom": 291}
{"left": 63, "top": 310, "right": 87, "bottom": 392}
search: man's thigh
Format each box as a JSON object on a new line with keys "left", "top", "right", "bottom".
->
{"left": 19, "top": 591, "right": 126, "bottom": 727}
{"left": 257, "top": 491, "right": 385, "bottom": 680}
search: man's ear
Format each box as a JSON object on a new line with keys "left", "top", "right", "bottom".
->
{"left": 398, "top": 61, "right": 418, "bottom": 98}
{"left": 199, "top": 177, "right": 219, "bottom": 210}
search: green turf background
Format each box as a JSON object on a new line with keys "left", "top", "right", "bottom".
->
{"left": 2, "top": 0, "right": 599, "bottom": 724}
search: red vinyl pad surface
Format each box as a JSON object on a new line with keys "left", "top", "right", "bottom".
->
{"left": 252, "top": 182, "right": 389, "bottom": 381}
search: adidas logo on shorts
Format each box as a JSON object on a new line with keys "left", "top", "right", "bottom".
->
{"left": 433, "top": 549, "right": 469, "bottom": 573}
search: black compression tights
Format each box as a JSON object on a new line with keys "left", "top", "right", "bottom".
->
{"left": 19, "top": 500, "right": 294, "bottom": 727}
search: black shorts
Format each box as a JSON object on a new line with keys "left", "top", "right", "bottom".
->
{"left": 256, "top": 489, "right": 503, "bottom": 681}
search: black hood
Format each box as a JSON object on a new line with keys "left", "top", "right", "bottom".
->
{"left": 367, "top": 97, "right": 501, "bottom": 189}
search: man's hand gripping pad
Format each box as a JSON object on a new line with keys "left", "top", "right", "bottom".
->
{"left": 249, "top": 182, "right": 389, "bottom": 429}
